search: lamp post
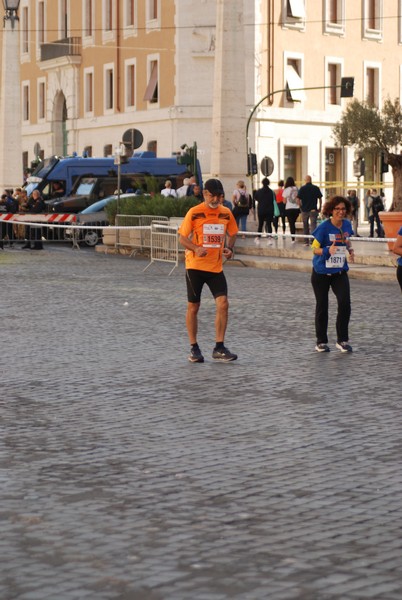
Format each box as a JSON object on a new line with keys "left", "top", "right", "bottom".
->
{"left": 245, "top": 78, "right": 354, "bottom": 191}
{"left": 0, "top": 0, "right": 22, "bottom": 192}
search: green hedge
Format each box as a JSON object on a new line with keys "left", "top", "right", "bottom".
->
{"left": 105, "top": 194, "right": 200, "bottom": 224}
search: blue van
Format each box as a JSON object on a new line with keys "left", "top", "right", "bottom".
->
{"left": 24, "top": 152, "right": 202, "bottom": 199}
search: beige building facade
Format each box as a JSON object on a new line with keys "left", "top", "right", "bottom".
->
{"left": 253, "top": 0, "right": 400, "bottom": 207}
{"left": 0, "top": 1, "right": 401, "bottom": 205}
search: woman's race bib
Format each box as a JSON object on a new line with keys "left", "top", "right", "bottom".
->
{"left": 325, "top": 247, "right": 346, "bottom": 269}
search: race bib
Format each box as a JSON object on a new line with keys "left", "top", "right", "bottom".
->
{"left": 325, "top": 247, "right": 346, "bottom": 269}
{"left": 202, "top": 223, "right": 225, "bottom": 248}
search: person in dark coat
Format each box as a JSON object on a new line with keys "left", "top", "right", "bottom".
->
{"left": 22, "top": 190, "right": 45, "bottom": 250}
{"left": 253, "top": 178, "right": 275, "bottom": 242}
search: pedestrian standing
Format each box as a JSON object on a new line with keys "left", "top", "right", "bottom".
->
{"left": 273, "top": 180, "right": 286, "bottom": 236}
{"left": 179, "top": 178, "right": 238, "bottom": 363}
{"left": 367, "top": 188, "right": 384, "bottom": 238}
{"left": 161, "top": 180, "right": 177, "bottom": 198}
{"left": 232, "top": 180, "right": 251, "bottom": 237}
{"left": 311, "top": 196, "right": 355, "bottom": 353}
{"left": 253, "top": 178, "right": 275, "bottom": 243}
{"left": 22, "top": 190, "right": 45, "bottom": 250}
{"left": 347, "top": 189, "right": 360, "bottom": 236}
{"left": 297, "top": 175, "right": 323, "bottom": 246}
{"left": 282, "top": 177, "right": 300, "bottom": 243}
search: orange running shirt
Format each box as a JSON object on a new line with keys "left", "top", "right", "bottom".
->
{"left": 179, "top": 204, "right": 238, "bottom": 273}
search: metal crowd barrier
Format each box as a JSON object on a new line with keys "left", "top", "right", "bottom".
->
{"left": 143, "top": 221, "right": 180, "bottom": 275}
{"left": 114, "top": 214, "right": 169, "bottom": 256}
{"left": 0, "top": 213, "right": 76, "bottom": 245}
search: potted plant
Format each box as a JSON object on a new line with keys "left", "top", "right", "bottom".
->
{"left": 333, "top": 98, "right": 402, "bottom": 248}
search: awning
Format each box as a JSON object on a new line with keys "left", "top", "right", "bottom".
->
{"left": 288, "top": 0, "right": 305, "bottom": 19}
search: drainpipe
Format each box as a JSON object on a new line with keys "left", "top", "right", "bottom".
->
{"left": 116, "top": 0, "right": 120, "bottom": 112}
{"left": 267, "top": 0, "right": 274, "bottom": 105}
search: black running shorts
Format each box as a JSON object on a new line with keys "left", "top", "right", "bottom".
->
{"left": 185, "top": 269, "right": 228, "bottom": 303}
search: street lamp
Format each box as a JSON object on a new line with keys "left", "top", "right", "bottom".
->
{"left": 2, "top": 0, "right": 20, "bottom": 28}
{"left": 245, "top": 77, "right": 355, "bottom": 179}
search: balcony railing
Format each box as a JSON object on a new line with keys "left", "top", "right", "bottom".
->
{"left": 41, "top": 37, "right": 81, "bottom": 62}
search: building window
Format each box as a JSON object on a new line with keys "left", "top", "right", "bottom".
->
{"left": 284, "top": 55, "right": 305, "bottom": 104}
{"left": 59, "top": 0, "right": 69, "bottom": 38}
{"left": 104, "top": 144, "right": 113, "bottom": 157}
{"left": 104, "top": 65, "right": 114, "bottom": 111}
{"left": 326, "top": 61, "right": 342, "bottom": 106}
{"left": 22, "top": 6, "right": 29, "bottom": 55}
{"left": 143, "top": 59, "right": 159, "bottom": 104}
{"left": 125, "top": 61, "right": 136, "bottom": 108}
{"left": 83, "top": 145, "right": 92, "bottom": 157}
{"left": 148, "top": 140, "right": 157, "bottom": 154}
{"left": 84, "top": 69, "right": 94, "bottom": 114}
{"left": 284, "top": 146, "right": 302, "bottom": 183}
{"left": 363, "top": 0, "right": 383, "bottom": 39}
{"left": 38, "top": 79, "right": 46, "bottom": 120}
{"left": 84, "top": 0, "right": 93, "bottom": 37}
{"left": 283, "top": 0, "right": 306, "bottom": 28}
{"left": 149, "top": 0, "right": 158, "bottom": 20}
{"left": 22, "top": 83, "right": 30, "bottom": 122}
{"left": 105, "top": 0, "right": 113, "bottom": 31}
{"left": 37, "top": 1, "right": 45, "bottom": 46}
{"left": 126, "top": 0, "right": 135, "bottom": 27}
{"left": 324, "top": 0, "right": 345, "bottom": 35}
{"left": 146, "top": 0, "right": 160, "bottom": 30}
{"left": 365, "top": 65, "right": 380, "bottom": 107}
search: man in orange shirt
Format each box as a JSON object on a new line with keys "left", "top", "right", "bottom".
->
{"left": 179, "top": 178, "right": 239, "bottom": 363}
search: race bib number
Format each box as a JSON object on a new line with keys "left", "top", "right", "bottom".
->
{"left": 325, "top": 247, "right": 346, "bottom": 269}
{"left": 203, "top": 223, "right": 225, "bottom": 248}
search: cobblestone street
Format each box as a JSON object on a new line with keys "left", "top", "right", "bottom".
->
{"left": 1, "top": 246, "right": 401, "bottom": 600}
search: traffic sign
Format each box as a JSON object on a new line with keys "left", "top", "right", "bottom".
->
{"left": 122, "top": 128, "right": 144, "bottom": 152}
{"left": 261, "top": 156, "right": 274, "bottom": 177}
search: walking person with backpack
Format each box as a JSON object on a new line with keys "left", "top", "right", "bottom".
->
{"left": 367, "top": 188, "right": 385, "bottom": 238}
{"left": 232, "top": 180, "right": 251, "bottom": 237}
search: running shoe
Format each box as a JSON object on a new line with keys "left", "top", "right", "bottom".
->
{"left": 315, "top": 343, "right": 330, "bottom": 353}
{"left": 336, "top": 341, "right": 353, "bottom": 353}
{"left": 212, "top": 346, "right": 238, "bottom": 362}
{"left": 188, "top": 346, "right": 204, "bottom": 363}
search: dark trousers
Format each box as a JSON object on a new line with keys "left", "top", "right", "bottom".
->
{"left": 397, "top": 266, "right": 402, "bottom": 292}
{"left": 285, "top": 208, "right": 300, "bottom": 240}
{"left": 24, "top": 225, "right": 43, "bottom": 248}
{"left": 311, "top": 269, "right": 351, "bottom": 344}
{"left": 6, "top": 222, "right": 15, "bottom": 243}
{"left": 258, "top": 211, "right": 274, "bottom": 234}
{"left": 273, "top": 203, "right": 286, "bottom": 233}
{"left": 369, "top": 214, "right": 384, "bottom": 238}
{"left": 0, "top": 221, "right": 5, "bottom": 248}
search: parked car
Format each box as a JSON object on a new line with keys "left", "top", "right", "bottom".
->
{"left": 65, "top": 193, "right": 135, "bottom": 246}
